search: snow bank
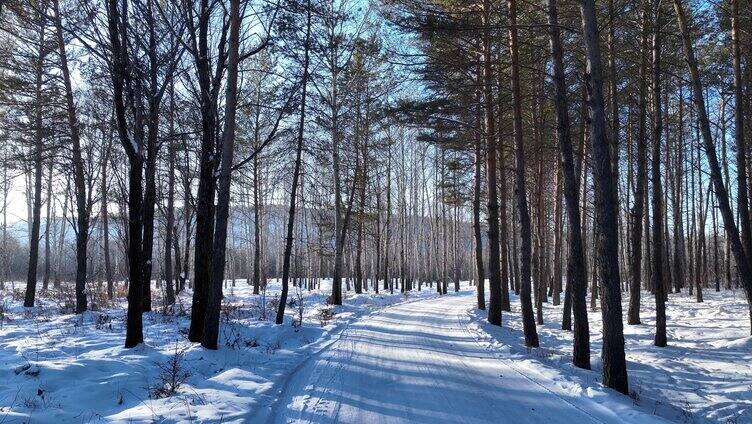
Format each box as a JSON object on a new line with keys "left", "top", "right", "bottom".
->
{"left": 0, "top": 280, "right": 437, "bottom": 422}
{"left": 466, "top": 289, "right": 752, "bottom": 424}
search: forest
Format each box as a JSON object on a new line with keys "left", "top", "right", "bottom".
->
{"left": 0, "top": 0, "right": 750, "bottom": 421}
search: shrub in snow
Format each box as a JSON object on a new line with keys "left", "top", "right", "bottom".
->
{"left": 48, "top": 284, "right": 77, "bottom": 314}
{"left": 0, "top": 299, "right": 8, "bottom": 327}
{"left": 94, "top": 313, "right": 114, "bottom": 331}
{"left": 293, "top": 285, "right": 305, "bottom": 329}
{"left": 10, "top": 288, "right": 25, "bottom": 302}
{"left": 150, "top": 344, "right": 190, "bottom": 399}
{"left": 221, "top": 323, "right": 250, "bottom": 349}
{"left": 265, "top": 339, "right": 281, "bottom": 355}
{"left": 266, "top": 295, "right": 280, "bottom": 321}
{"left": 629, "top": 385, "right": 641, "bottom": 405}
{"left": 318, "top": 307, "right": 334, "bottom": 327}
{"left": 221, "top": 302, "right": 242, "bottom": 322}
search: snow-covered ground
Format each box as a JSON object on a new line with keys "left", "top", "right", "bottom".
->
{"left": 0, "top": 280, "right": 437, "bottom": 422}
{"left": 261, "top": 290, "right": 666, "bottom": 424}
{"left": 467, "top": 288, "right": 752, "bottom": 424}
{"left": 0, "top": 280, "right": 748, "bottom": 423}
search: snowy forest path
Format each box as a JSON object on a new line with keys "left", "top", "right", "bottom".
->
{"left": 256, "top": 291, "right": 668, "bottom": 424}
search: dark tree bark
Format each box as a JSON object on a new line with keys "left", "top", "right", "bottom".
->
{"left": 731, "top": 0, "right": 752, "bottom": 261}
{"left": 473, "top": 88, "right": 485, "bottom": 310}
{"left": 24, "top": 2, "right": 47, "bottom": 308}
{"left": 354, "top": 59, "right": 369, "bottom": 295}
{"left": 482, "top": 0, "right": 502, "bottom": 326}
{"left": 107, "top": 0, "right": 144, "bottom": 348}
{"left": 277, "top": 0, "right": 311, "bottom": 324}
{"left": 54, "top": 0, "right": 89, "bottom": 313}
{"left": 124, "top": 157, "right": 145, "bottom": 347}
{"left": 508, "top": 0, "right": 538, "bottom": 345}
{"left": 188, "top": 0, "right": 224, "bottom": 342}
{"left": 330, "top": 34, "right": 344, "bottom": 305}
{"left": 498, "top": 121, "right": 511, "bottom": 312}
{"left": 202, "top": 0, "right": 241, "bottom": 350}
{"left": 497, "top": 65, "right": 511, "bottom": 312}
{"left": 671, "top": 84, "right": 685, "bottom": 295}
{"left": 140, "top": 0, "right": 160, "bottom": 313}
{"left": 695, "top": 136, "right": 705, "bottom": 303}
{"left": 650, "top": 3, "right": 667, "bottom": 347}
{"left": 43, "top": 162, "right": 52, "bottom": 291}
{"left": 628, "top": 2, "right": 649, "bottom": 325}
{"left": 384, "top": 151, "right": 392, "bottom": 293}
{"left": 180, "top": 144, "right": 192, "bottom": 293}
{"left": 252, "top": 153, "right": 263, "bottom": 295}
{"left": 164, "top": 83, "right": 177, "bottom": 308}
{"left": 102, "top": 133, "right": 114, "bottom": 299}
{"left": 552, "top": 165, "right": 562, "bottom": 307}
{"left": 547, "top": 0, "right": 590, "bottom": 368}
{"left": 579, "top": 0, "right": 629, "bottom": 394}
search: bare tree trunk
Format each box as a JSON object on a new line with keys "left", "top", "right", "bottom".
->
{"left": 354, "top": 64, "right": 369, "bottom": 295}
{"left": 628, "top": 2, "right": 649, "bottom": 325}
{"left": 102, "top": 131, "right": 114, "bottom": 299}
{"left": 533, "top": 150, "right": 544, "bottom": 325}
{"left": 1, "top": 161, "right": 8, "bottom": 290}
{"left": 473, "top": 88, "right": 485, "bottom": 310}
{"left": 385, "top": 150, "right": 392, "bottom": 293}
{"left": 547, "top": 0, "right": 590, "bottom": 367}
{"left": 164, "top": 83, "right": 177, "bottom": 308}
{"left": 24, "top": 2, "right": 47, "bottom": 308}
{"left": 712, "top": 196, "right": 719, "bottom": 292}
{"left": 277, "top": 0, "right": 310, "bottom": 324}
{"left": 508, "top": 0, "right": 538, "bottom": 345}
{"left": 695, "top": 125, "right": 705, "bottom": 303}
{"left": 253, "top": 154, "right": 263, "bottom": 295}
{"left": 53, "top": 0, "right": 89, "bottom": 312}
{"left": 330, "top": 35, "right": 345, "bottom": 305}
{"left": 579, "top": 0, "right": 629, "bottom": 393}
{"left": 374, "top": 174, "right": 382, "bottom": 294}
{"left": 180, "top": 144, "right": 192, "bottom": 293}
{"left": 188, "top": 0, "right": 221, "bottom": 343}
{"left": 650, "top": 3, "right": 667, "bottom": 347}
{"left": 203, "top": 0, "right": 241, "bottom": 349}
{"left": 731, "top": 0, "right": 752, "bottom": 261}
{"left": 139, "top": 0, "right": 165, "bottom": 313}
{"left": 552, "top": 164, "right": 562, "bottom": 307}
{"left": 54, "top": 179, "right": 70, "bottom": 287}
{"left": 481, "top": 0, "right": 502, "bottom": 326}
{"left": 671, "top": 0, "right": 752, "bottom": 331}
{"left": 43, "top": 162, "right": 52, "bottom": 291}
{"left": 496, "top": 67, "right": 511, "bottom": 311}
{"left": 671, "top": 84, "right": 685, "bottom": 295}
{"left": 107, "top": 0, "right": 145, "bottom": 347}
{"left": 511, "top": 194, "right": 520, "bottom": 295}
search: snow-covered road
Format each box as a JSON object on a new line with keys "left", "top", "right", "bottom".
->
{"left": 256, "top": 292, "right": 668, "bottom": 424}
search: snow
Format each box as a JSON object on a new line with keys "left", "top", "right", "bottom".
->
{"left": 0, "top": 281, "right": 748, "bottom": 423}
{"left": 0, "top": 280, "right": 436, "bottom": 422}
{"left": 259, "top": 291, "right": 667, "bottom": 424}
{"left": 466, "top": 288, "right": 752, "bottom": 424}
